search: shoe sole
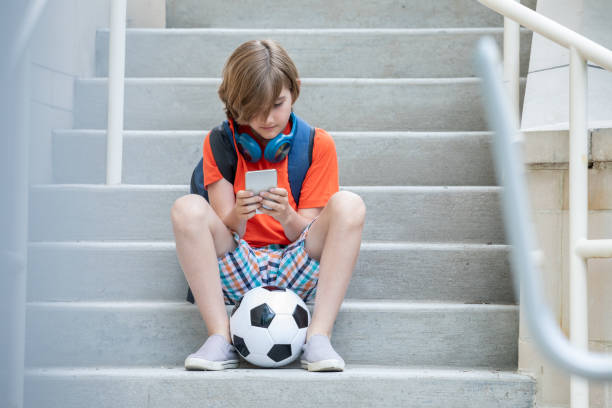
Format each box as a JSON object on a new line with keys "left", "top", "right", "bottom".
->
{"left": 300, "top": 359, "right": 345, "bottom": 372}
{"left": 184, "top": 356, "right": 240, "bottom": 371}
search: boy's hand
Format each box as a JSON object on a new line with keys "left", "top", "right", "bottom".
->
{"left": 234, "top": 190, "right": 262, "bottom": 221}
{"left": 259, "top": 188, "right": 294, "bottom": 224}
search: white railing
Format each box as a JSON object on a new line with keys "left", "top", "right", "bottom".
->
{"left": 106, "top": 0, "right": 127, "bottom": 185}
{"left": 476, "top": 1, "right": 612, "bottom": 407}
{"left": 474, "top": 34, "right": 612, "bottom": 380}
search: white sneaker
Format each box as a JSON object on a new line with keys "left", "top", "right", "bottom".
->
{"left": 300, "top": 334, "right": 345, "bottom": 372}
{"left": 184, "top": 334, "right": 240, "bottom": 371}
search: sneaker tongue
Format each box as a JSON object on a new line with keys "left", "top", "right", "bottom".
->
{"left": 212, "top": 334, "right": 230, "bottom": 345}
{"left": 308, "top": 334, "right": 329, "bottom": 344}
{"left": 305, "top": 334, "right": 330, "bottom": 351}
{"left": 209, "top": 335, "right": 230, "bottom": 352}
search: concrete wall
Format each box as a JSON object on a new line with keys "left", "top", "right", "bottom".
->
{"left": 28, "top": 0, "right": 165, "bottom": 186}
{"left": 519, "top": 1, "right": 612, "bottom": 406}
{"left": 521, "top": 136, "right": 612, "bottom": 407}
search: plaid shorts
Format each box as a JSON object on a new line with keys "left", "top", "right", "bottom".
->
{"left": 218, "top": 217, "right": 320, "bottom": 305}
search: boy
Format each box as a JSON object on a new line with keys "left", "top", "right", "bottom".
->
{"left": 170, "top": 39, "right": 365, "bottom": 372}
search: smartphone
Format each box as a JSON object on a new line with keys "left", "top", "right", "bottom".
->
{"left": 245, "top": 169, "right": 277, "bottom": 214}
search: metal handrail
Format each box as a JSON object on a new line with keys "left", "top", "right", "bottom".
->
{"left": 483, "top": 0, "right": 612, "bottom": 133}
{"left": 478, "top": 0, "right": 612, "bottom": 71}
{"left": 106, "top": 0, "right": 127, "bottom": 185}
{"left": 473, "top": 36, "right": 612, "bottom": 381}
{"left": 475, "top": 1, "right": 612, "bottom": 405}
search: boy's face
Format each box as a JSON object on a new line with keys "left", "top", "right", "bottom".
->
{"left": 247, "top": 85, "right": 293, "bottom": 140}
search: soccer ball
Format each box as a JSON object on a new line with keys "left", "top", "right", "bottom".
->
{"left": 229, "top": 285, "right": 311, "bottom": 368}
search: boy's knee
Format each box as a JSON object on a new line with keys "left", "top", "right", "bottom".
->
{"left": 171, "top": 194, "right": 212, "bottom": 230}
{"left": 328, "top": 191, "right": 366, "bottom": 227}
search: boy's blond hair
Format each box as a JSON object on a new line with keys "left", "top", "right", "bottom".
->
{"left": 218, "top": 39, "right": 300, "bottom": 124}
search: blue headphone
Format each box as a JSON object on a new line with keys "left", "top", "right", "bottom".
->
{"left": 233, "top": 112, "right": 297, "bottom": 163}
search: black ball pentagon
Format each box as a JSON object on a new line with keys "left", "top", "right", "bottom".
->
{"left": 233, "top": 335, "right": 249, "bottom": 357}
{"left": 267, "top": 344, "right": 292, "bottom": 362}
{"left": 262, "top": 285, "right": 286, "bottom": 292}
{"left": 292, "top": 304, "right": 309, "bottom": 329}
{"left": 251, "top": 303, "right": 275, "bottom": 328}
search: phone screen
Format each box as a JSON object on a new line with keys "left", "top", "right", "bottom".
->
{"left": 245, "top": 169, "right": 278, "bottom": 214}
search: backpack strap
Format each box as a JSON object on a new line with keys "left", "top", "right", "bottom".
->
{"left": 287, "top": 113, "right": 315, "bottom": 208}
{"left": 189, "top": 124, "right": 237, "bottom": 201}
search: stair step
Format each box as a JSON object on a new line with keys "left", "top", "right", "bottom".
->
{"left": 52, "top": 130, "right": 497, "bottom": 186}
{"left": 165, "top": 0, "right": 536, "bottom": 29}
{"left": 25, "top": 365, "right": 535, "bottom": 407}
{"left": 28, "top": 185, "right": 506, "bottom": 243}
{"left": 25, "top": 301, "right": 518, "bottom": 369}
{"left": 27, "top": 241, "right": 515, "bottom": 303}
{"left": 95, "top": 28, "right": 532, "bottom": 78}
{"left": 73, "top": 77, "right": 525, "bottom": 131}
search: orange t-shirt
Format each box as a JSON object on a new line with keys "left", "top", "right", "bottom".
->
{"left": 202, "top": 115, "right": 339, "bottom": 247}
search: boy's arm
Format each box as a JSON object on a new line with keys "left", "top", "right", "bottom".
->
{"left": 280, "top": 207, "right": 323, "bottom": 242}
{"left": 259, "top": 187, "right": 323, "bottom": 242}
{"left": 207, "top": 178, "right": 251, "bottom": 237}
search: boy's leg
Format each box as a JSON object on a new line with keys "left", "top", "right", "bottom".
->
{"left": 303, "top": 191, "right": 366, "bottom": 341}
{"left": 171, "top": 194, "right": 237, "bottom": 343}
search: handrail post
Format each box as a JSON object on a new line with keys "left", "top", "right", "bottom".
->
{"left": 568, "top": 46, "right": 589, "bottom": 408}
{"left": 503, "top": 0, "right": 520, "bottom": 125}
{"left": 106, "top": 0, "right": 127, "bottom": 185}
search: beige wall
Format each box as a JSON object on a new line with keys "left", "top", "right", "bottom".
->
{"left": 520, "top": 129, "right": 612, "bottom": 407}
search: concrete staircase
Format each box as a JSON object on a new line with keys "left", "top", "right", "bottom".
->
{"left": 25, "top": 1, "right": 539, "bottom": 406}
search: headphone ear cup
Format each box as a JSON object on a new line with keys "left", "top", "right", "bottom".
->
{"left": 264, "top": 134, "right": 293, "bottom": 163}
{"left": 236, "top": 132, "right": 262, "bottom": 162}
